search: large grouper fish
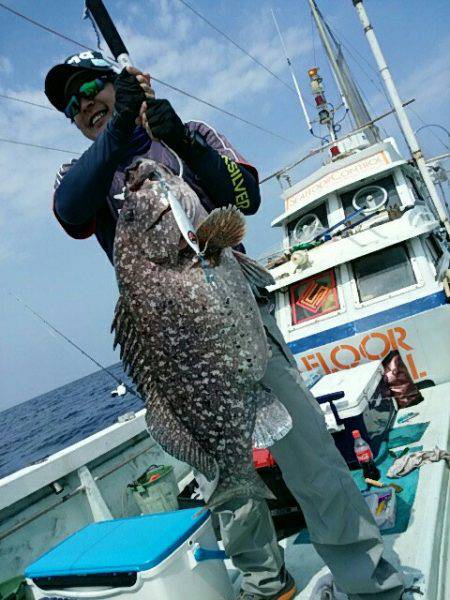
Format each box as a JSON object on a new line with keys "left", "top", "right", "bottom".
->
{"left": 112, "top": 157, "right": 290, "bottom": 508}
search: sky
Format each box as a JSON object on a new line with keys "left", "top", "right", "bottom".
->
{"left": 1, "top": 0, "right": 449, "bottom": 410}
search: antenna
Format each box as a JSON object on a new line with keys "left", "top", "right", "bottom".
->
{"left": 307, "top": 66, "right": 337, "bottom": 144}
{"left": 271, "top": 9, "right": 313, "bottom": 133}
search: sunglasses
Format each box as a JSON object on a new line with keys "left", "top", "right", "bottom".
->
{"left": 64, "top": 78, "right": 107, "bottom": 120}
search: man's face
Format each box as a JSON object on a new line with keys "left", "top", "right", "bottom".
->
{"left": 72, "top": 81, "right": 115, "bottom": 141}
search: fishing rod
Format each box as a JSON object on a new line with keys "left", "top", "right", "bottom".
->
{"left": 84, "top": 0, "right": 217, "bottom": 283}
{"left": 10, "top": 292, "right": 126, "bottom": 390}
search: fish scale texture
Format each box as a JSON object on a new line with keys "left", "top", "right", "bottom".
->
{"left": 112, "top": 159, "right": 272, "bottom": 507}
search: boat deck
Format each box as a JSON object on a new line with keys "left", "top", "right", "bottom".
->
{"left": 275, "top": 382, "right": 450, "bottom": 599}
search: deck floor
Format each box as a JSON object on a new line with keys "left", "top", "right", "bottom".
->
{"left": 228, "top": 383, "right": 450, "bottom": 599}
{"left": 282, "top": 382, "right": 450, "bottom": 599}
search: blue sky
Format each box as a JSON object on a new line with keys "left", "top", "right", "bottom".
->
{"left": 1, "top": 0, "right": 449, "bottom": 409}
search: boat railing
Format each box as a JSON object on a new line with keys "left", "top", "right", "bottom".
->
{"left": 260, "top": 99, "right": 415, "bottom": 186}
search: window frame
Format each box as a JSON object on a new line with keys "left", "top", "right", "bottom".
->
{"left": 423, "top": 234, "right": 444, "bottom": 272}
{"left": 349, "top": 241, "right": 423, "bottom": 309}
{"left": 338, "top": 174, "right": 400, "bottom": 219}
{"left": 405, "top": 175, "right": 425, "bottom": 202}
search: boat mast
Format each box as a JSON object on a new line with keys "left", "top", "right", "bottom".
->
{"left": 351, "top": 0, "right": 450, "bottom": 237}
{"left": 308, "top": 0, "right": 379, "bottom": 144}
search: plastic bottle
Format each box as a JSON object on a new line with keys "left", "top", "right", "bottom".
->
{"left": 352, "top": 429, "right": 381, "bottom": 480}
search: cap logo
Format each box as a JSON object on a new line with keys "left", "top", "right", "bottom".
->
{"left": 67, "top": 51, "right": 96, "bottom": 65}
{"left": 66, "top": 51, "right": 110, "bottom": 68}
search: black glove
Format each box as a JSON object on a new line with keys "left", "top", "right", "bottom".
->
{"left": 144, "top": 98, "right": 187, "bottom": 155}
{"left": 113, "top": 69, "right": 146, "bottom": 131}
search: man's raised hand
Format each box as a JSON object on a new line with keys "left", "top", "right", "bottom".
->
{"left": 114, "top": 66, "right": 154, "bottom": 129}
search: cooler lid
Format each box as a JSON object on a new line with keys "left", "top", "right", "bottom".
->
{"left": 25, "top": 508, "right": 209, "bottom": 578}
{"left": 311, "top": 361, "right": 383, "bottom": 418}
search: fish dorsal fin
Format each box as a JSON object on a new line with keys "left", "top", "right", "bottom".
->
{"left": 196, "top": 206, "right": 246, "bottom": 252}
{"left": 111, "top": 296, "right": 152, "bottom": 397}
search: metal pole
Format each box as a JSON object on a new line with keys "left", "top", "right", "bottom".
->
{"left": 260, "top": 98, "right": 415, "bottom": 184}
{"left": 308, "top": 1, "right": 348, "bottom": 113}
{"left": 271, "top": 9, "right": 313, "bottom": 133}
{"left": 352, "top": 0, "right": 450, "bottom": 237}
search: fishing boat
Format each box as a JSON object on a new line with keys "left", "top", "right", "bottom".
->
{"left": 265, "top": 1, "right": 450, "bottom": 386}
{"left": 1, "top": 1, "right": 449, "bottom": 598}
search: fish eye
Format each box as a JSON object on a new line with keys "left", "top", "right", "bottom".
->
{"left": 124, "top": 209, "right": 135, "bottom": 222}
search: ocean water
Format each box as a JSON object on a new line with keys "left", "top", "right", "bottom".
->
{"left": 0, "top": 364, "right": 143, "bottom": 479}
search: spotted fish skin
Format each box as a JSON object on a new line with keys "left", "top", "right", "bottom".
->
{"left": 113, "top": 158, "right": 273, "bottom": 508}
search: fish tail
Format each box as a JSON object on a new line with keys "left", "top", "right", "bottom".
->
{"left": 196, "top": 206, "right": 246, "bottom": 253}
{"left": 145, "top": 388, "right": 218, "bottom": 482}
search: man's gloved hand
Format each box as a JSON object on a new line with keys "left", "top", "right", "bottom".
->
{"left": 113, "top": 68, "right": 147, "bottom": 131}
{"left": 143, "top": 98, "right": 186, "bottom": 154}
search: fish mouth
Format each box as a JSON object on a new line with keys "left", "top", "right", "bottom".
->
{"left": 128, "top": 167, "right": 157, "bottom": 192}
{"left": 129, "top": 174, "right": 151, "bottom": 193}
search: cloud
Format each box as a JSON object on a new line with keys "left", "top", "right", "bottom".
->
{"left": 0, "top": 86, "right": 87, "bottom": 261}
{"left": 0, "top": 1, "right": 304, "bottom": 264}
{"left": 0, "top": 0, "right": 311, "bottom": 267}
{"left": 400, "top": 36, "right": 450, "bottom": 112}
{"left": 0, "top": 55, "right": 12, "bottom": 74}
{"left": 116, "top": 0, "right": 311, "bottom": 127}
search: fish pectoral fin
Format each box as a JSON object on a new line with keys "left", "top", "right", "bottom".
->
{"left": 196, "top": 206, "right": 246, "bottom": 254}
{"left": 205, "top": 471, "right": 275, "bottom": 511}
{"left": 232, "top": 250, "right": 275, "bottom": 287}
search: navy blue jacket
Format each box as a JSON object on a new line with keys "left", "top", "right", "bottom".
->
{"left": 53, "top": 116, "right": 260, "bottom": 263}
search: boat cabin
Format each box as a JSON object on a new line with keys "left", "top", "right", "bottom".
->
{"left": 266, "top": 137, "right": 449, "bottom": 385}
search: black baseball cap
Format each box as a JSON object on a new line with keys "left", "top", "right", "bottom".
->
{"left": 45, "top": 50, "right": 116, "bottom": 112}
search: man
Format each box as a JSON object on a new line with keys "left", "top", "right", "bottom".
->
{"left": 45, "top": 51, "right": 404, "bottom": 600}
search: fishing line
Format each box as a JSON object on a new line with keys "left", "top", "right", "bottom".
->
{"left": 0, "top": 137, "right": 81, "bottom": 155}
{"left": 0, "top": 93, "right": 54, "bottom": 111}
{"left": 83, "top": 4, "right": 104, "bottom": 52}
{"left": 9, "top": 291, "right": 142, "bottom": 400}
{"left": 0, "top": 1, "right": 93, "bottom": 50}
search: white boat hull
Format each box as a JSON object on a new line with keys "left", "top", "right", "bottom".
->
{"left": 290, "top": 296, "right": 450, "bottom": 385}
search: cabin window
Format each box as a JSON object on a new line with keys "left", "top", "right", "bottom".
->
{"left": 352, "top": 243, "right": 416, "bottom": 302}
{"left": 340, "top": 175, "right": 400, "bottom": 218}
{"left": 289, "top": 268, "right": 339, "bottom": 325}
{"left": 287, "top": 203, "right": 329, "bottom": 246}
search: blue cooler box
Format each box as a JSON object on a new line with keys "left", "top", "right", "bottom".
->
{"left": 25, "top": 508, "right": 233, "bottom": 600}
